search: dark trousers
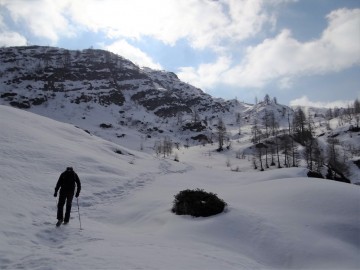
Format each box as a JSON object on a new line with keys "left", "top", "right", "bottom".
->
{"left": 57, "top": 191, "right": 74, "bottom": 222}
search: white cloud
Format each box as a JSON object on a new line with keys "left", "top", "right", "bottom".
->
{"left": 289, "top": 95, "right": 353, "bottom": 108}
{"left": 278, "top": 77, "right": 293, "bottom": 89}
{"left": 1, "top": 0, "right": 357, "bottom": 99}
{"left": 104, "top": 39, "right": 162, "bottom": 70}
{"left": 0, "top": 0, "right": 75, "bottom": 43}
{"left": 234, "top": 8, "right": 360, "bottom": 86}
{"left": 0, "top": 31, "right": 27, "bottom": 46}
{"left": 0, "top": 13, "right": 27, "bottom": 46}
{"left": 66, "top": 0, "right": 272, "bottom": 50}
{"left": 177, "top": 56, "right": 231, "bottom": 90}
{"left": 180, "top": 8, "right": 360, "bottom": 90}
{"left": 0, "top": 0, "right": 281, "bottom": 49}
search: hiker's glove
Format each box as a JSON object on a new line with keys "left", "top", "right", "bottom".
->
{"left": 75, "top": 192, "right": 79, "bottom": 198}
{"left": 54, "top": 191, "right": 57, "bottom": 197}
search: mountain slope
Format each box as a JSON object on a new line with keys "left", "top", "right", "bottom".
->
{"left": 0, "top": 46, "right": 359, "bottom": 184}
{"left": 0, "top": 45, "right": 229, "bottom": 116}
{"left": 0, "top": 46, "right": 296, "bottom": 149}
{"left": 1, "top": 105, "right": 359, "bottom": 270}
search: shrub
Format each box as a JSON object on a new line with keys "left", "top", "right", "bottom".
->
{"left": 171, "top": 189, "right": 227, "bottom": 217}
{"left": 307, "top": 170, "right": 323, "bottom": 179}
{"left": 100, "top": 123, "right": 113, "bottom": 129}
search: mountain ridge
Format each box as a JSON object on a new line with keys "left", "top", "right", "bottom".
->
{"left": 0, "top": 45, "right": 292, "bottom": 147}
{"left": 0, "top": 45, "right": 229, "bottom": 114}
{"left": 1, "top": 45, "right": 359, "bottom": 184}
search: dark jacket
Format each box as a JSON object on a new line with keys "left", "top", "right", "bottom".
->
{"left": 55, "top": 168, "right": 81, "bottom": 195}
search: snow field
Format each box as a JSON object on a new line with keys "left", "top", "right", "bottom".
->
{"left": 0, "top": 105, "right": 359, "bottom": 270}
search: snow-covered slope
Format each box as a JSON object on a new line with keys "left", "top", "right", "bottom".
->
{"left": 0, "top": 46, "right": 296, "bottom": 151}
{"left": 1, "top": 105, "right": 359, "bottom": 270}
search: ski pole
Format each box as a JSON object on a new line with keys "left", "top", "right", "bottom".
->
{"left": 76, "top": 197, "right": 82, "bottom": 230}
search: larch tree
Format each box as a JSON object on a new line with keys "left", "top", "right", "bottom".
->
{"left": 216, "top": 118, "right": 227, "bottom": 151}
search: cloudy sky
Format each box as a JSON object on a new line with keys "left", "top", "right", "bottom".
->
{"left": 1, "top": 0, "right": 359, "bottom": 107}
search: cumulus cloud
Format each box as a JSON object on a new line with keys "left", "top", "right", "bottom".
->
{"left": 0, "top": 0, "right": 76, "bottom": 44}
{"left": 1, "top": 0, "right": 358, "bottom": 99}
{"left": 67, "top": 0, "right": 279, "bottom": 50}
{"left": 0, "top": 0, "right": 280, "bottom": 49}
{"left": 180, "top": 8, "right": 360, "bottom": 90}
{"left": 0, "top": 0, "right": 294, "bottom": 74}
{"left": 0, "top": 31, "right": 27, "bottom": 46}
{"left": 177, "top": 56, "right": 231, "bottom": 89}
{"left": 104, "top": 39, "right": 162, "bottom": 70}
{"left": 0, "top": 13, "right": 27, "bottom": 46}
{"left": 289, "top": 95, "right": 354, "bottom": 108}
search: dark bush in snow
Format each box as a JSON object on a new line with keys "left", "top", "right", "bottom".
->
{"left": 100, "top": 123, "right": 113, "bottom": 129}
{"left": 307, "top": 170, "right": 323, "bottom": 179}
{"left": 172, "top": 189, "right": 227, "bottom": 217}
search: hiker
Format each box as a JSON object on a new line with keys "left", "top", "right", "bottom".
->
{"left": 54, "top": 167, "right": 81, "bottom": 225}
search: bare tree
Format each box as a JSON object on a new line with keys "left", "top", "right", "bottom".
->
{"left": 326, "top": 108, "right": 333, "bottom": 120}
{"left": 252, "top": 156, "right": 258, "bottom": 170}
{"left": 176, "top": 112, "right": 184, "bottom": 126}
{"left": 269, "top": 111, "right": 278, "bottom": 137}
{"left": 216, "top": 118, "right": 227, "bottom": 151}
{"left": 262, "top": 109, "right": 270, "bottom": 138}
{"left": 304, "top": 138, "right": 314, "bottom": 171}
{"left": 269, "top": 143, "right": 276, "bottom": 166}
{"left": 326, "top": 137, "right": 349, "bottom": 178}
{"left": 235, "top": 112, "right": 241, "bottom": 124}
{"left": 287, "top": 110, "right": 292, "bottom": 135}
{"left": 264, "top": 94, "right": 271, "bottom": 105}
{"left": 63, "top": 50, "right": 71, "bottom": 69}
{"left": 355, "top": 115, "right": 360, "bottom": 128}
{"left": 313, "top": 140, "right": 324, "bottom": 173}
{"left": 42, "top": 51, "right": 51, "bottom": 68}
{"left": 292, "top": 107, "right": 307, "bottom": 142}
{"left": 290, "top": 137, "right": 299, "bottom": 167}
{"left": 155, "top": 137, "right": 173, "bottom": 158}
{"left": 192, "top": 108, "right": 200, "bottom": 123}
{"left": 275, "top": 135, "right": 282, "bottom": 168}
{"left": 235, "top": 112, "right": 242, "bottom": 135}
{"left": 255, "top": 143, "right": 267, "bottom": 171}
{"left": 281, "top": 136, "right": 291, "bottom": 167}
{"left": 354, "top": 98, "right": 360, "bottom": 114}
{"left": 346, "top": 104, "right": 354, "bottom": 123}
{"left": 251, "top": 117, "right": 262, "bottom": 144}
